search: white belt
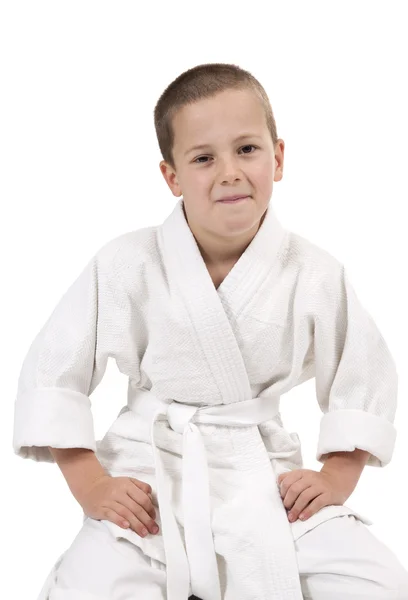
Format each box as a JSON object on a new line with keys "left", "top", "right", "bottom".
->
{"left": 129, "top": 389, "right": 281, "bottom": 600}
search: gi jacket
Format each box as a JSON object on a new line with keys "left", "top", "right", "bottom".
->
{"left": 14, "top": 199, "right": 398, "bottom": 600}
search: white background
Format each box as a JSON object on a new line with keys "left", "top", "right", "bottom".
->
{"left": 1, "top": 1, "right": 407, "bottom": 597}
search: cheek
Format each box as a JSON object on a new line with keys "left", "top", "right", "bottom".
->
{"left": 185, "top": 170, "right": 210, "bottom": 190}
{"left": 252, "top": 160, "right": 274, "bottom": 190}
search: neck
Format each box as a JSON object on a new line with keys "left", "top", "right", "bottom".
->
{"left": 184, "top": 206, "right": 266, "bottom": 266}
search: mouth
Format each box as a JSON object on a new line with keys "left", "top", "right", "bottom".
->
{"left": 217, "top": 195, "right": 250, "bottom": 204}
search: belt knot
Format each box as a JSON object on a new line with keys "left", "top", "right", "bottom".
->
{"left": 166, "top": 400, "right": 200, "bottom": 434}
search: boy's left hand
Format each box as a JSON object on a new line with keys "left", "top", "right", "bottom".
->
{"left": 277, "top": 469, "right": 354, "bottom": 523}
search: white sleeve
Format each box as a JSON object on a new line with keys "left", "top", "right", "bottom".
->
{"left": 313, "top": 262, "right": 398, "bottom": 468}
{"left": 13, "top": 252, "right": 113, "bottom": 463}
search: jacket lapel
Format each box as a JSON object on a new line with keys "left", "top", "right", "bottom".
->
{"left": 158, "top": 200, "right": 288, "bottom": 405}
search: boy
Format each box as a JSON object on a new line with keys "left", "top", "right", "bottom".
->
{"left": 14, "top": 62, "right": 408, "bottom": 599}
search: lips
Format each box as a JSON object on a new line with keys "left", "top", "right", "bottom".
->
{"left": 217, "top": 195, "right": 249, "bottom": 202}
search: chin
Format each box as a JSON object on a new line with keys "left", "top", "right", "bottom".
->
{"left": 217, "top": 218, "right": 259, "bottom": 237}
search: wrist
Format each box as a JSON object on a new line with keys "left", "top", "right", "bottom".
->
{"left": 49, "top": 447, "right": 108, "bottom": 498}
{"left": 320, "top": 449, "right": 370, "bottom": 490}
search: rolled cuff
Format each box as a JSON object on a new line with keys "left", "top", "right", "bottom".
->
{"left": 316, "top": 409, "right": 397, "bottom": 468}
{"left": 13, "top": 387, "right": 96, "bottom": 462}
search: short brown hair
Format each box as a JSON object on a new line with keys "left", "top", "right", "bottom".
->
{"left": 153, "top": 62, "right": 279, "bottom": 171}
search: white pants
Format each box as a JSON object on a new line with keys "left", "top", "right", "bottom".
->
{"left": 41, "top": 515, "right": 408, "bottom": 600}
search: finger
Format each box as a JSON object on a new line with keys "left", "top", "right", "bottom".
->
{"left": 278, "top": 471, "right": 298, "bottom": 484}
{"left": 120, "top": 492, "right": 158, "bottom": 535}
{"left": 126, "top": 492, "right": 156, "bottom": 520}
{"left": 109, "top": 500, "right": 157, "bottom": 538}
{"left": 298, "top": 493, "right": 329, "bottom": 521}
{"left": 98, "top": 505, "right": 132, "bottom": 530}
{"left": 127, "top": 499, "right": 158, "bottom": 535}
{"left": 127, "top": 485, "right": 156, "bottom": 520}
{"left": 130, "top": 478, "right": 152, "bottom": 496}
{"left": 124, "top": 493, "right": 159, "bottom": 533}
{"left": 279, "top": 471, "right": 304, "bottom": 497}
{"left": 282, "top": 480, "right": 311, "bottom": 511}
{"left": 287, "top": 487, "right": 319, "bottom": 522}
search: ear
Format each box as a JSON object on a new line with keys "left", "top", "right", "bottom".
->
{"left": 273, "top": 139, "right": 285, "bottom": 183}
{"left": 160, "top": 160, "right": 182, "bottom": 197}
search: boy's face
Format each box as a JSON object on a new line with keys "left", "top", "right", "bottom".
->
{"left": 160, "top": 88, "right": 284, "bottom": 246}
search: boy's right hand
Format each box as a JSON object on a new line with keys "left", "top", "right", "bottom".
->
{"left": 78, "top": 474, "right": 159, "bottom": 538}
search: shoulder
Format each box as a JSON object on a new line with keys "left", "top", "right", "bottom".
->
{"left": 283, "top": 230, "right": 345, "bottom": 286}
{"left": 92, "top": 226, "right": 159, "bottom": 275}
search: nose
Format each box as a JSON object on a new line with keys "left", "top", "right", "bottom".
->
{"left": 217, "top": 156, "right": 243, "bottom": 184}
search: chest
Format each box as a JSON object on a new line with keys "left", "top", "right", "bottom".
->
{"left": 206, "top": 261, "right": 236, "bottom": 290}
{"left": 137, "top": 268, "right": 313, "bottom": 399}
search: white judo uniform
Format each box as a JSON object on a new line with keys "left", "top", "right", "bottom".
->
{"left": 13, "top": 199, "right": 408, "bottom": 600}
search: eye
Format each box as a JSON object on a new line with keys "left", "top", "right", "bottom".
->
{"left": 240, "top": 144, "right": 257, "bottom": 154}
{"left": 193, "top": 144, "right": 258, "bottom": 164}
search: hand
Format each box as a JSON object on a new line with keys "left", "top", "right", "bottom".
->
{"left": 277, "top": 468, "right": 353, "bottom": 523}
{"left": 77, "top": 474, "right": 159, "bottom": 538}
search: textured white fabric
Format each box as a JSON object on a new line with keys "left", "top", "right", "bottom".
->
{"left": 38, "top": 516, "right": 408, "bottom": 600}
{"left": 130, "top": 389, "right": 287, "bottom": 600}
{"left": 45, "top": 518, "right": 167, "bottom": 600}
{"left": 295, "top": 515, "right": 408, "bottom": 599}
{"left": 14, "top": 199, "right": 399, "bottom": 599}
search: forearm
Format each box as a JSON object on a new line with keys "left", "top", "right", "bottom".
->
{"left": 321, "top": 448, "right": 370, "bottom": 491}
{"left": 48, "top": 447, "right": 108, "bottom": 501}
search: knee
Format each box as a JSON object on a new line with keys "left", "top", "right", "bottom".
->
{"left": 395, "top": 574, "right": 408, "bottom": 599}
{"left": 385, "top": 565, "right": 408, "bottom": 599}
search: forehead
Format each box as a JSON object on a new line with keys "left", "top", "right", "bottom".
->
{"left": 172, "top": 88, "right": 267, "bottom": 153}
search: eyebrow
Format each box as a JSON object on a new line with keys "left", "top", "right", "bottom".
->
{"left": 184, "top": 134, "right": 263, "bottom": 156}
